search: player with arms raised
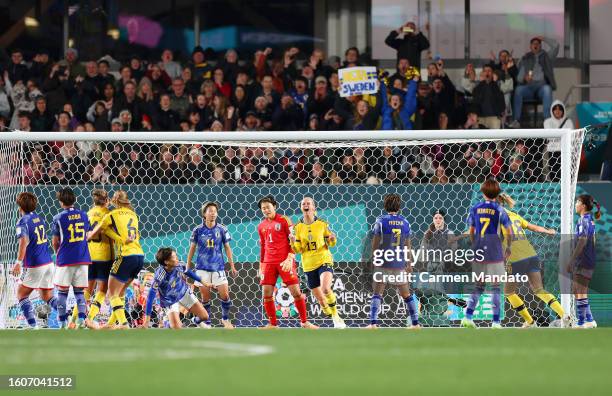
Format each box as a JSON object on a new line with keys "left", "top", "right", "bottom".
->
{"left": 187, "top": 201, "right": 237, "bottom": 329}
{"left": 257, "top": 195, "right": 317, "bottom": 329}
{"left": 51, "top": 188, "right": 92, "bottom": 329}
{"left": 496, "top": 193, "right": 564, "bottom": 327}
{"left": 368, "top": 194, "right": 420, "bottom": 329}
{"left": 144, "top": 247, "right": 210, "bottom": 329}
{"left": 290, "top": 197, "right": 345, "bottom": 328}
{"left": 463, "top": 179, "right": 513, "bottom": 329}
{"left": 12, "top": 192, "right": 58, "bottom": 329}
{"left": 88, "top": 190, "right": 144, "bottom": 329}
{"left": 566, "top": 194, "right": 600, "bottom": 328}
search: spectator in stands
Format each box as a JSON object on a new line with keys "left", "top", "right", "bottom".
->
{"left": 543, "top": 100, "right": 574, "bottom": 181}
{"left": 111, "top": 118, "right": 123, "bottom": 132}
{"left": 7, "top": 49, "right": 29, "bottom": 84}
{"left": 510, "top": 36, "right": 559, "bottom": 128}
{"left": 190, "top": 46, "right": 213, "bottom": 82}
{"left": 488, "top": 49, "right": 518, "bottom": 88}
{"left": 504, "top": 157, "right": 525, "bottom": 183}
{"left": 461, "top": 63, "right": 477, "bottom": 96}
{"left": 430, "top": 165, "right": 449, "bottom": 184}
{"left": 384, "top": 21, "right": 430, "bottom": 69}
{"left": 306, "top": 76, "right": 334, "bottom": 119}
{"left": 97, "top": 60, "right": 116, "bottom": 88}
{"left": 472, "top": 65, "right": 505, "bottom": 129}
{"left": 185, "top": 148, "right": 211, "bottom": 183}
{"left": 112, "top": 80, "right": 146, "bottom": 130}
{"left": 0, "top": 72, "right": 11, "bottom": 119}
{"left": 169, "top": 78, "right": 191, "bottom": 119}
{"left": 159, "top": 49, "right": 182, "bottom": 80}
{"left": 219, "top": 49, "right": 240, "bottom": 87}
{"left": 63, "top": 48, "right": 85, "bottom": 78}
{"left": 289, "top": 76, "right": 309, "bottom": 112}
{"left": 54, "top": 111, "right": 73, "bottom": 132}
{"left": 213, "top": 68, "right": 232, "bottom": 99}
{"left": 29, "top": 50, "right": 52, "bottom": 86}
{"left": 273, "top": 94, "right": 304, "bottom": 131}
{"left": 129, "top": 56, "right": 145, "bottom": 82}
{"left": 17, "top": 111, "right": 32, "bottom": 132}
{"left": 154, "top": 94, "right": 180, "bottom": 131}
{"left": 137, "top": 78, "right": 157, "bottom": 117}
{"left": 87, "top": 101, "right": 111, "bottom": 131}
{"left": 342, "top": 47, "right": 361, "bottom": 68}
{"left": 462, "top": 108, "right": 487, "bottom": 129}
{"left": 380, "top": 76, "right": 418, "bottom": 130}
{"left": 30, "top": 96, "right": 54, "bottom": 131}
{"left": 145, "top": 64, "right": 171, "bottom": 96}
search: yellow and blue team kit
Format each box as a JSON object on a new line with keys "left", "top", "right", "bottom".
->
{"left": 502, "top": 210, "right": 541, "bottom": 274}
{"left": 99, "top": 207, "right": 144, "bottom": 283}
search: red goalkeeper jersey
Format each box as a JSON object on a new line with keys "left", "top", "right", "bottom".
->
{"left": 258, "top": 214, "right": 293, "bottom": 264}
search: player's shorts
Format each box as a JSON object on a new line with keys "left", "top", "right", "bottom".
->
{"left": 304, "top": 264, "right": 333, "bottom": 289}
{"left": 88, "top": 260, "right": 112, "bottom": 282}
{"left": 471, "top": 261, "right": 506, "bottom": 279}
{"left": 506, "top": 256, "right": 541, "bottom": 276}
{"left": 194, "top": 270, "right": 228, "bottom": 287}
{"left": 574, "top": 265, "right": 595, "bottom": 280}
{"left": 374, "top": 267, "right": 410, "bottom": 286}
{"left": 54, "top": 265, "right": 88, "bottom": 288}
{"left": 21, "top": 263, "right": 54, "bottom": 290}
{"left": 165, "top": 290, "right": 199, "bottom": 314}
{"left": 260, "top": 260, "right": 299, "bottom": 286}
{"left": 110, "top": 255, "right": 144, "bottom": 283}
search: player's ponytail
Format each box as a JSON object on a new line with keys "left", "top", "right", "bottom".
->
{"left": 594, "top": 201, "right": 602, "bottom": 220}
{"left": 497, "top": 193, "right": 515, "bottom": 209}
{"left": 111, "top": 190, "right": 133, "bottom": 210}
{"left": 577, "top": 194, "right": 601, "bottom": 220}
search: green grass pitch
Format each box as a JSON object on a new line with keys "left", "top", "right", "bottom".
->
{"left": 1, "top": 328, "right": 611, "bottom": 396}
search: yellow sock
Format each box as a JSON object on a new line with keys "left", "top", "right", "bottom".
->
{"left": 325, "top": 292, "right": 338, "bottom": 316}
{"left": 107, "top": 311, "right": 117, "bottom": 326}
{"left": 507, "top": 293, "right": 533, "bottom": 324}
{"left": 321, "top": 304, "right": 332, "bottom": 316}
{"left": 88, "top": 291, "right": 106, "bottom": 321}
{"left": 110, "top": 296, "right": 128, "bottom": 325}
{"left": 535, "top": 289, "right": 565, "bottom": 319}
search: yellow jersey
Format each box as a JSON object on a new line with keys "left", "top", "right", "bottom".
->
{"left": 291, "top": 217, "right": 336, "bottom": 272}
{"left": 99, "top": 207, "right": 144, "bottom": 257}
{"left": 87, "top": 205, "right": 112, "bottom": 262}
{"left": 502, "top": 210, "right": 537, "bottom": 263}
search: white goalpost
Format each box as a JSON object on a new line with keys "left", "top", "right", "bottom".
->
{"left": 0, "top": 129, "right": 584, "bottom": 328}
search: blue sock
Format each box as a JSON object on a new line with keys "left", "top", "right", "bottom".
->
{"left": 19, "top": 298, "right": 37, "bottom": 327}
{"left": 370, "top": 294, "right": 382, "bottom": 325}
{"left": 404, "top": 294, "right": 419, "bottom": 326}
{"left": 192, "top": 316, "right": 203, "bottom": 325}
{"left": 45, "top": 296, "right": 57, "bottom": 310}
{"left": 583, "top": 298, "right": 594, "bottom": 322}
{"left": 221, "top": 299, "right": 231, "bottom": 321}
{"left": 74, "top": 289, "right": 87, "bottom": 320}
{"left": 465, "top": 286, "right": 484, "bottom": 320}
{"left": 492, "top": 286, "right": 501, "bottom": 323}
{"left": 203, "top": 301, "right": 212, "bottom": 325}
{"left": 57, "top": 290, "right": 69, "bottom": 323}
{"left": 576, "top": 298, "right": 588, "bottom": 326}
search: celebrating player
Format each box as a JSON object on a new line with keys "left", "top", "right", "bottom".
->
{"left": 187, "top": 201, "right": 237, "bottom": 329}
{"left": 83, "top": 189, "right": 113, "bottom": 326}
{"left": 257, "top": 195, "right": 317, "bottom": 329}
{"left": 496, "top": 193, "right": 564, "bottom": 328}
{"left": 462, "top": 179, "right": 513, "bottom": 329}
{"left": 11, "top": 192, "right": 58, "bottom": 329}
{"left": 87, "top": 190, "right": 144, "bottom": 329}
{"left": 566, "top": 194, "right": 600, "bottom": 328}
{"left": 290, "top": 197, "right": 345, "bottom": 328}
{"left": 144, "top": 247, "right": 211, "bottom": 329}
{"left": 51, "top": 188, "right": 92, "bottom": 329}
{"left": 368, "top": 193, "right": 420, "bottom": 329}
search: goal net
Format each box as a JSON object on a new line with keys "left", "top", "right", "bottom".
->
{"left": 0, "top": 129, "right": 584, "bottom": 328}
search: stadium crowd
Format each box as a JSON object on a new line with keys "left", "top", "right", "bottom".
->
{"left": 0, "top": 22, "right": 568, "bottom": 185}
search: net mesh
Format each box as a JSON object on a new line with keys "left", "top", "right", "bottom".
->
{"left": 0, "top": 130, "right": 584, "bottom": 328}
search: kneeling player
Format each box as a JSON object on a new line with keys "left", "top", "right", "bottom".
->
{"left": 12, "top": 192, "right": 58, "bottom": 329}
{"left": 52, "top": 188, "right": 93, "bottom": 329}
{"left": 368, "top": 194, "right": 420, "bottom": 329}
{"left": 290, "top": 197, "right": 345, "bottom": 328}
{"left": 187, "top": 202, "right": 237, "bottom": 329}
{"left": 144, "top": 247, "right": 210, "bottom": 329}
{"left": 257, "top": 196, "right": 317, "bottom": 329}
{"left": 497, "top": 193, "right": 564, "bottom": 327}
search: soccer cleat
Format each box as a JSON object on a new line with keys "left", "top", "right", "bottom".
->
{"left": 58, "top": 321, "right": 69, "bottom": 330}
{"left": 300, "top": 321, "right": 319, "bottom": 329}
{"left": 75, "top": 319, "right": 87, "bottom": 329}
{"left": 198, "top": 322, "right": 212, "bottom": 329}
{"left": 259, "top": 324, "right": 278, "bottom": 330}
{"left": 460, "top": 318, "right": 476, "bottom": 328}
{"left": 364, "top": 324, "right": 378, "bottom": 329}
{"left": 332, "top": 315, "right": 346, "bottom": 329}
{"left": 221, "top": 320, "right": 235, "bottom": 329}
{"left": 491, "top": 322, "right": 503, "bottom": 329}
{"left": 562, "top": 316, "right": 573, "bottom": 328}
{"left": 85, "top": 319, "right": 99, "bottom": 330}
{"left": 522, "top": 321, "right": 537, "bottom": 329}
{"left": 408, "top": 324, "right": 422, "bottom": 330}
{"left": 582, "top": 321, "right": 597, "bottom": 329}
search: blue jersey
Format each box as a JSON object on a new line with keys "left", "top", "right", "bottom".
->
{"left": 371, "top": 213, "right": 411, "bottom": 269}
{"left": 52, "top": 207, "right": 92, "bottom": 267}
{"left": 15, "top": 212, "right": 52, "bottom": 268}
{"left": 190, "top": 223, "right": 231, "bottom": 271}
{"left": 467, "top": 200, "right": 511, "bottom": 263}
{"left": 575, "top": 213, "right": 596, "bottom": 269}
{"left": 148, "top": 264, "right": 199, "bottom": 309}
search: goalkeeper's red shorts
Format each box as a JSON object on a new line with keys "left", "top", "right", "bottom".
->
{"left": 260, "top": 260, "right": 299, "bottom": 286}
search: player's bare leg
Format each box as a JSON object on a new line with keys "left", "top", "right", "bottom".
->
{"left": 167, "top": 311, "right": 183, "bottom": 329}
{"left": 198, "top": 285, "right": 213, "bottom": 326}
{"left": 260, "top": 285, "right": 278, "bottom": 329}
{"left": 287, "top": 284, "right": 318, "bottom": 329}
{"left": 310, "top": 287, "right": 331, "bottom": 316}
{"left": 188, "top": 302, "right": 211, "bottom": 328}
{"left": 320, "top": 271, "right": 345, "bottom": 328}
{"left": 366, "top": 281, "right": 385, "bottom": 328}
{"left": 217, "top": 284, "right": 234, "bottom": 329}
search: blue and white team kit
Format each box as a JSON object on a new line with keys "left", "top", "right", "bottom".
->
{"left": 15, "top": 212, "right": 54, "bottom": 290}
{"left": 51, "top": 207, "right": 92, "bottom": 288}
{"left": 146, "top": 264, "right": 201, "bottom": 315}
{"left": 467, "top": 200, "right": 512, "bottom": 276}
{"left": 190, "top": 222, "right": 232, "bottom": 287}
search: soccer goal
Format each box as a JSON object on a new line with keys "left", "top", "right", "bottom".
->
{"left": 0, "top": 129, "right": 584, "bottom": 328}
